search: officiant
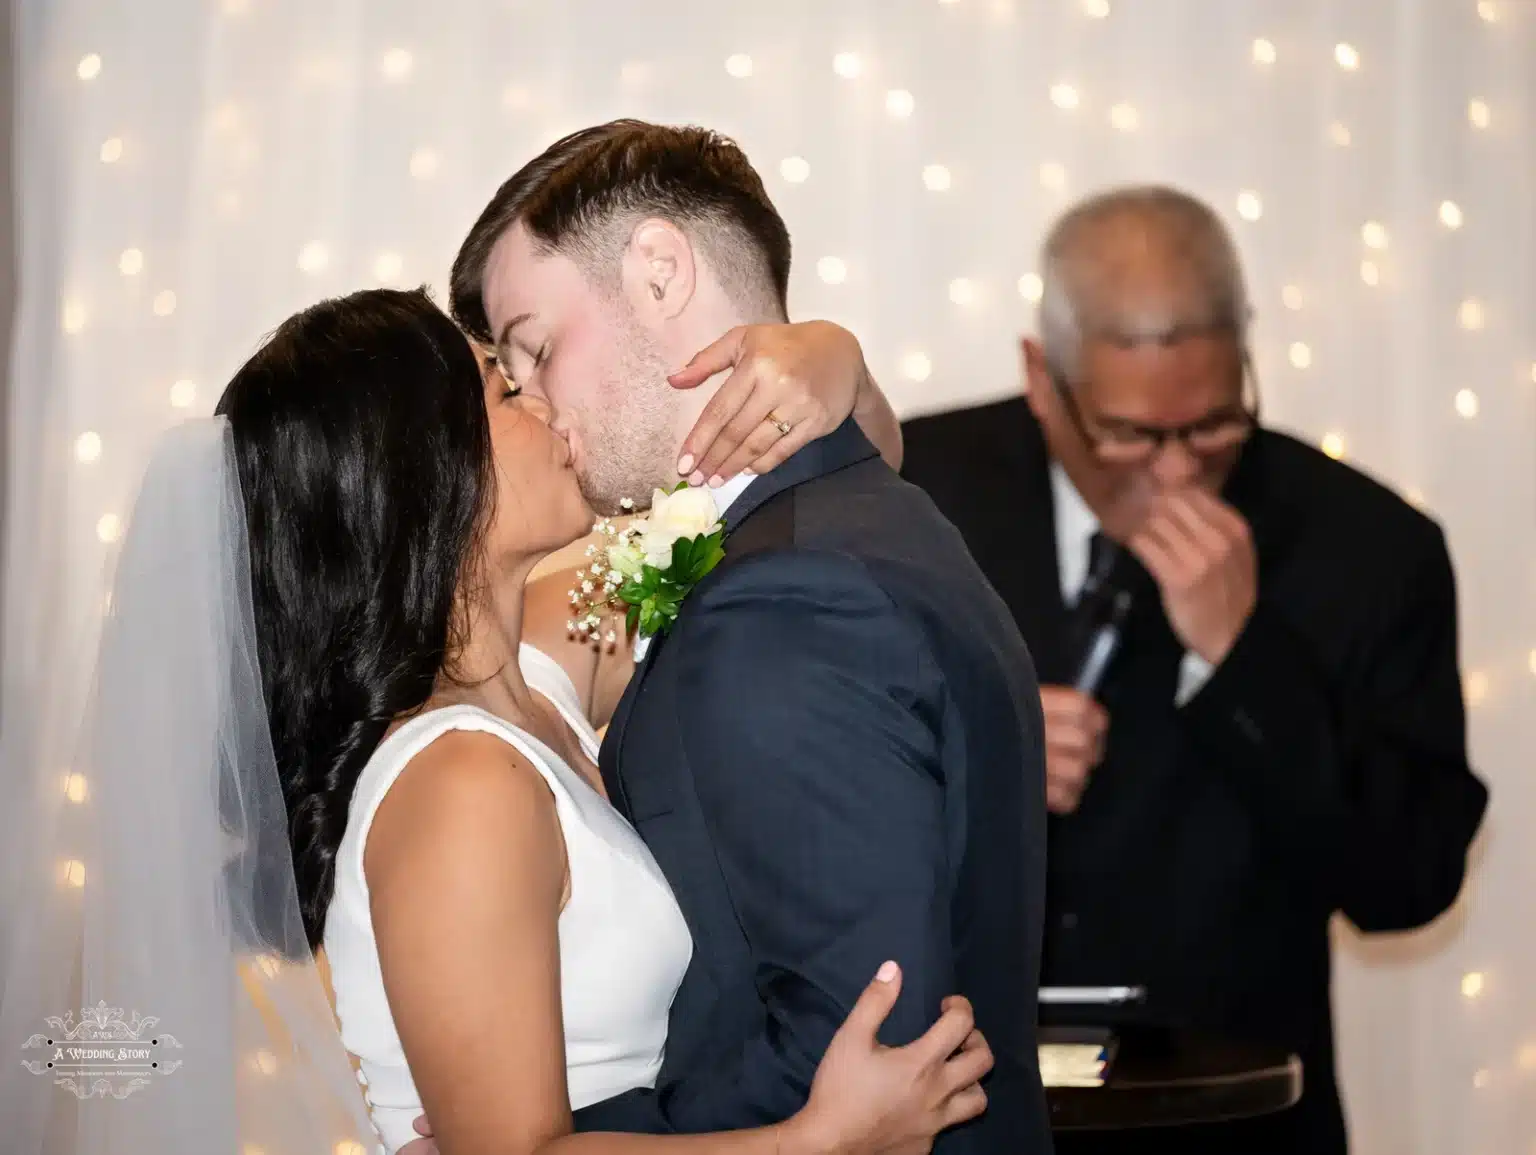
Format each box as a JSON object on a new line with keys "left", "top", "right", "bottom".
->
{"left": 900, "top": 185, "right": 1488, "bottom": 1154}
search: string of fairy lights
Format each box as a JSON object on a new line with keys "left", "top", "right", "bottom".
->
{"left": 32, "top": 0, "right": 1533, "bottom": 1146}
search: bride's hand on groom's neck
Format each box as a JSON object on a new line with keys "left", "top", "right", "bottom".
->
{"left": 670, "top": 321, "right": 900, "bottom": 486}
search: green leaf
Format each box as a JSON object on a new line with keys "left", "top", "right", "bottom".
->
{"left": 670, "top": 534, "right": 696, "bottom": 575}
{"left": 689, "top": 534, "right": 726, "bottom": 582}
{"left": 617, "top": 564, "right": 663, "bottom": 604}
{"left": 640, "top": 599, "right": 675, "bottom": 637}
{"left": 625, "top": 603, "right": 640, "bottom": 634}
{"left": 622, "top": 522, "right": 727, "bottom": 638}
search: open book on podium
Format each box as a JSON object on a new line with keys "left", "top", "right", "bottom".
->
{"left": 1036, "top": 986, "right": 1145, "bottom": 1088}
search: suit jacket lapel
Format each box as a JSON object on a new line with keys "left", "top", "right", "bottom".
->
{"left": 722, "top": 417, "right": 879, "bottom": 531}
{"left": 599, "top": 642, "right": 652, "bottom": 818}
{"left": 599, "top": 419, "right": 880, "bottom": 815}
{"left": 1014, "top": 433, "right": 1074, "bottom": 684}
{"left": 960, "top": 405, "right": 1072, "bottom": 683}
{"left": 1221, "top": 430, "right": 1281, "bottom": 567}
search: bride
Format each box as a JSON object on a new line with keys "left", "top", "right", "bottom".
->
{"left": 0, "top": 288, "right": 991, "bottom": 1155}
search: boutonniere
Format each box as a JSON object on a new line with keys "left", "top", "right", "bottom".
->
{"left": 568, "top": 483, "right": 726, "bottom": 646}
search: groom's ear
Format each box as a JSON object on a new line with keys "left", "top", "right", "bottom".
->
{"left": 622, "top": 219, "right": 696, "bottom": 323}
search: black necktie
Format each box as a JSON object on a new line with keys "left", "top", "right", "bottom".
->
{"left": 1063, "top": 533, "right": 1120, "bottom": 678}
{"left": 1075, "top": 532, "right": 1115, "bottom": 608}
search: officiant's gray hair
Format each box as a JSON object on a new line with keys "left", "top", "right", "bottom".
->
{"left": 1037, "top": 185, "right": 1252, "bottom": 382}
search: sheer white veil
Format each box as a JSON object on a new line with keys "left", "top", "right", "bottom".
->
{"left": 0, "top": 416, "right": 376, "bottom": 1152}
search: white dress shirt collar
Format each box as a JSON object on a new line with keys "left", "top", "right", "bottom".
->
{"left": 707, "top": 471, "right": 758, "bottom": 521}
{"left": 1049, "top": 462, "right": 1099, "bottom": 605}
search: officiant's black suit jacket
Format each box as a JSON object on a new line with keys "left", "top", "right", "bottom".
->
{"left": 900, "top": 396, "right": 1489, "bottom": 1154}
{"left": 573, "top": 419, "right": 1054, "bottom": 1153}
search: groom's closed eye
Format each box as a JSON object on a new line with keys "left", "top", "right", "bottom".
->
{"left": 496, "top": 341, "right": 548, "bottom": 391}
{"left": 521, "top": 342, "right": 551, "bottom": 375}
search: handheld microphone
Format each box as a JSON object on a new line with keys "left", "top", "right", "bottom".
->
{"left": 1072, "top": 589, "right": 1131, "bottom": 694}
{"left": 1069, "top": 540, "right": 1136, "bottom": 695}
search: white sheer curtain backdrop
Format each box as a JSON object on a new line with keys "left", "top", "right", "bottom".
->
{"left": 4, "top": 0, "right": 1531, "bottom": 1150}
{"left": 0, "top": 0, "right": 14, "bottom": 692}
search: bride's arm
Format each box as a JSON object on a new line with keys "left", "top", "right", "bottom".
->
{"left": 368, "top": 731, "right": 576, "bottom": 1152}
{"left": 670, "top": 321, "right": 902, "bottom": 482}
{"left": 370, "top": 733, "right": 985, "bottom": 1155}
{"left": 369, "top": 731, "right": 790, "bottom": 1154}
{"left": 520, "top": 321, "right": 898, "bottom": 733}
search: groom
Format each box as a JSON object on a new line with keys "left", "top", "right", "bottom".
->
{"left": 443, "top": 120, "right": 1052, "bottom": 1150}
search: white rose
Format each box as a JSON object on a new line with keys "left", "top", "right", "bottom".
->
{"left": 639, "top": 527, "right": 672, "bottom": 569}
{"left": 636, "top": 486, "right": 721, "bottom": 569}
{"left": 607, "top": 543, "right": 644, "bottom": 578}
{"left": 649, "top": 486, "right": 722, "bottom": 540}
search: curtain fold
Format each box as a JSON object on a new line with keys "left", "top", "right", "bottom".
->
{"left": 4, "top": 2, "right": 1531, "bottom": 1151}
{"left": 0, "top": 0, "right": 16, "bottom": 715}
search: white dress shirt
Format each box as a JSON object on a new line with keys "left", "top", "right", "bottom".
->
{"left": 631, "top": 472, "right": 757, "bottom": 663}
{"left": 1048, "top": 463, "right": 1212, "bottom": 705}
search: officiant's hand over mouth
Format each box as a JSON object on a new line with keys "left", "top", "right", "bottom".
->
{"left": 1125, "top": 488, "right": 1257, "bottom": 666}
{"left": 1043, "top": 488, "right": 1257, "bottom": 816}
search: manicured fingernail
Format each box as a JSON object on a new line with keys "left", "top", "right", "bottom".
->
{"left": 708, "top": 474, "right": 724, "bottom": 488}
{"left": 876, "top": 960, "right": 898, "bottom": 983}
{"left": 740, "top": 468, "right": 755, "bottom": 478}
{"left": 677, "top": 454, "right": 694, "bottom": 475}
{"left": 688, "top": 470, "right": 705, "bottom": 486}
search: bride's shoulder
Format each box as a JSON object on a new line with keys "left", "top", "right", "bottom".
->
{"left": 387, "top": 724, "right": 557, "bottom": 817}
{"left": 364, "top": 725, "right": 564, "bottom": 895}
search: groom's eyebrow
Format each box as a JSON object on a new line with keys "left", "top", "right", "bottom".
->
{"left": 496, "top": 312, "right": 537, "bottom": 351}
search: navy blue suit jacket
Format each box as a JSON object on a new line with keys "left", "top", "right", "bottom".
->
{"left": 573, "top": 421, "right": 1053, "bottom": 1152}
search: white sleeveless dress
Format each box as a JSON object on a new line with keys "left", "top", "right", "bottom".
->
{"left": 323, "top": 644, "right": 693, "bottom": 1153}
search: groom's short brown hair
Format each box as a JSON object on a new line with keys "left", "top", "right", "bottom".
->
{"left": 450, "top": 119, "right": 792, "bottom": 343}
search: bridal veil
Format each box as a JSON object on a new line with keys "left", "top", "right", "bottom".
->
{"left": 0, "top": 417, "right": 375, "bottom": 1153}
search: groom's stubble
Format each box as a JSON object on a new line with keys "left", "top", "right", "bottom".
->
{"left": 572, "top": 303, "right": 680, "bottom": 517}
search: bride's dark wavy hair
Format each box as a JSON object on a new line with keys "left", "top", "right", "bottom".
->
{"left": 215, "top": 288, "right": 494, "bottom": 951}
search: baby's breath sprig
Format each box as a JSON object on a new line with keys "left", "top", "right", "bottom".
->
{"left": 566, "top": 502, "right": 642, "bottom": 652}
{"left": 565, "top": 486, "right": 726, "bottom": 646}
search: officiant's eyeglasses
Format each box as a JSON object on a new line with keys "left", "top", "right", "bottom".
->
{"left": 1053, "top": 345, "right": 1260, "bottom": 467}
